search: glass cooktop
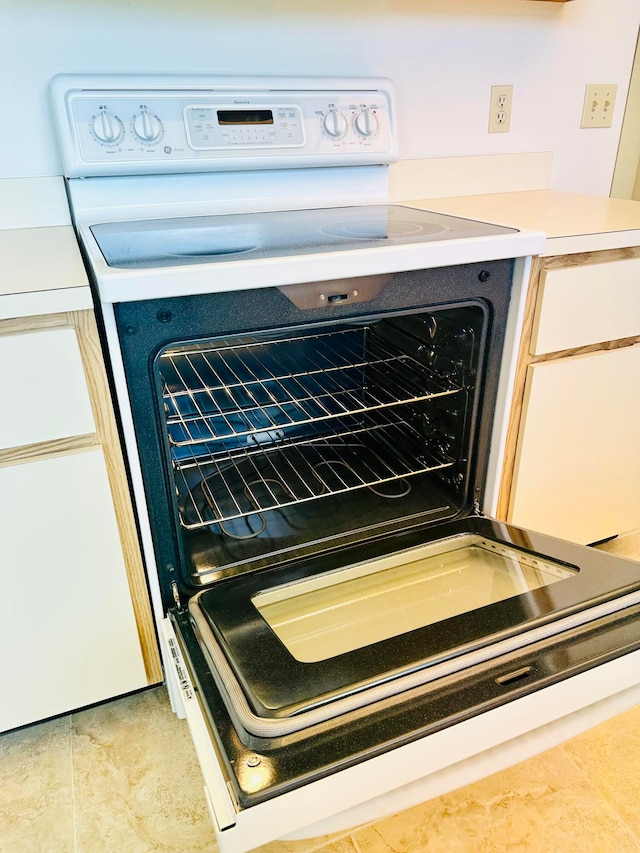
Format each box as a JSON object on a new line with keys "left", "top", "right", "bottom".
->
{"left": 90, "top": 204, "right": 517, "bottom": 269}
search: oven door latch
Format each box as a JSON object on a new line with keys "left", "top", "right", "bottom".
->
{"left": 171, "top": 581, "right": 183, "bottom": 612}
{"left": 473, "top": 499, "right": 485, "bottom": 517}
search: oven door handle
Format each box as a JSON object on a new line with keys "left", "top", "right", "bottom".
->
{"left": 160, "top": 617, "right": 238, "bottom": 832}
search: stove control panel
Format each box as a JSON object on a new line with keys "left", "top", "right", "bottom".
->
{"left": 51, "top": 75, "right": 397, "bottom": 178}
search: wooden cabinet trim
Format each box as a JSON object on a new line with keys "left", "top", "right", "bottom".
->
{"left": 542, "top": 246, "right": 640, "bottom": 271}
{"left": 71, "top": 309, "right": 162, "bottom": 684}
{"left": 0, "top": 434, "right": 99, "bottom": 468}
{"left": 0, "top": 312, "right": 71, "bottom": 336}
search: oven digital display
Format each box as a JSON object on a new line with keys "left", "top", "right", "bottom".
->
{"left": 217, "top": 109, "right": 274, "bottom": 126}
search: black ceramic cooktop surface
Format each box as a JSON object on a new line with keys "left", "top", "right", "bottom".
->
{"left": 91, "top": 204, "right": 517, "bottom": 269}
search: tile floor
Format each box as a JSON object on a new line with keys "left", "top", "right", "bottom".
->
{"left": 3, "top": 532, "right": 640, "bottom": 853}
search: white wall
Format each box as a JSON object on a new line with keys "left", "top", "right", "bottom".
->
{"left": 2, "top": 0, "right": 639, "bottom": 196}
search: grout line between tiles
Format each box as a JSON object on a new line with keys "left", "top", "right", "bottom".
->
{"left": 69, "top": 712, "right": 78, "bottom": 853}
{"left": 559, "top": 742, "right": 640, "bottom": 849}
{"left": 282, "top": 824, "right": 367, "bottom": 853}
{"left": 350, "top": 831, "right": 365, "bottom": 853}
{"left": 302, "top": 831, "right": 355, "bottom": 852}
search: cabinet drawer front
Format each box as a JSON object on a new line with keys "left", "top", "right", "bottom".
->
{"left": 0, "top": 327, "right": 95, "bottom": 450}
{"left": 509, "top": 344, "right": 640, "bottom": 544}
{"left": 532, "top": 258, "right": 640, "bottom": 355}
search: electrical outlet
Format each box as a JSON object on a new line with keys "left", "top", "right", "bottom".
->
{"left": 581, "top": 83, "right": 618, "bottom": 128}
{"left": 489, "top": 85, "right": 513, "bottom": 134}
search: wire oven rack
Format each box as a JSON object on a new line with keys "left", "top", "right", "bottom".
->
{"left": 160, "top": 327, "right": 463, "bottom": 531}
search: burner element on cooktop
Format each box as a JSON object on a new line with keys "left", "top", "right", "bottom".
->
{"left": 322, "top": 219, "right": 445, "bottom": 240}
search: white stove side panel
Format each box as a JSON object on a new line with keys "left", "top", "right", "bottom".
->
{"left": 483, "top": 255, "right": 533, "bottom": 517}
{"left": 99, "top": 304, "right": 168, "bottom": 629}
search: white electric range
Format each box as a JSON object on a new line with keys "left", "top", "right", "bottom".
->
{"left": 51, "top": 74, "right": 640, "bottom": 853}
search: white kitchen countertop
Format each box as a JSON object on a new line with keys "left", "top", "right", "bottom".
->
{"left": 0, "top": 177, "right": 92, "bottom": 320}
{"left": 3, "top": 180, "right": 640, "bottom": 321}
{"left": 0, "top": 225, "right": 92, "bottom": 320}
{"left": 404, "top": 190, "right": 640, "bottom": 256}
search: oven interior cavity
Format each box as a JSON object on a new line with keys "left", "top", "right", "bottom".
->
{"left": 156, "top": 304, "right": 487, "bottom": 580}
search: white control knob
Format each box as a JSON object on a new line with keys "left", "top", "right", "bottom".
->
{"left": 354, "top": 108, "right": 378, "bottom": 138}
{"left": 133, "top": 110, "right": 163, "bottom": 143}
{"left": 323, "top": 108, "right": 347, "bottom": 138}
{"left": 91, "top": 110, "right": 123, "bottom": 144}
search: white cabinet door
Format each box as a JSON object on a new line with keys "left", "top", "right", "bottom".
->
{"left": 0, "top": 449, "right": 147, "bottom": 732}
{"left": 0, "top": 327, "right": 95, "bottom": 450}
{"left": 509, "top": 344, "right": 640, "bottom": 544}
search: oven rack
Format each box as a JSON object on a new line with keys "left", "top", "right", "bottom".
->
{"left": 160, "top": 327, "right": 458, "bottom": 447}
{"left": 175, "top": 416, "right": 454, "bottom": 530}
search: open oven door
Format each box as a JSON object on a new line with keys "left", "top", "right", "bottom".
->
{"left": 160, "top": 515, "right": 640, "bottom": 853}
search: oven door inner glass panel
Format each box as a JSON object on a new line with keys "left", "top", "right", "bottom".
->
{"left": 187, "top": 516, "right": 640, "bottom": 740}
{"left": 252, "top": 535, "right": 577, "bottom": 663}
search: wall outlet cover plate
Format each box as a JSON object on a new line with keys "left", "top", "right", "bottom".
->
{"left": 581, "top": 84, "right": 617, "bottom": 128}
{"left": 489, "top": 84, "right": 513, "bottom": 134}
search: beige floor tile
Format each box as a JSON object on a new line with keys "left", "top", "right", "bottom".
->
{"left": 562, "top": 702, "right": 640, "bottom": 840}
{"left": 351, "top": 746, "right": 640, "bottom": 853}
{"left": 71, "top": 687, "right": 217, "bottom": 853}
{"left": 594, "top": 530, "right": 640, "bottom": 560}
{"left": 0, "top": 715, "right": 74, "bottom": 853}
{"left": 3, "top": 529, "right": 639, "bottom": 853}
{"left": 253, "top": 834, "right": 359, "bottom": 853}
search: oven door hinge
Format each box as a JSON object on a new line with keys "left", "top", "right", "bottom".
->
{"left": 473, "top": 499, "right": 485, "bottom": 517}
{"left": 171, "top": 581, "right": 183, "bottom": 612}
